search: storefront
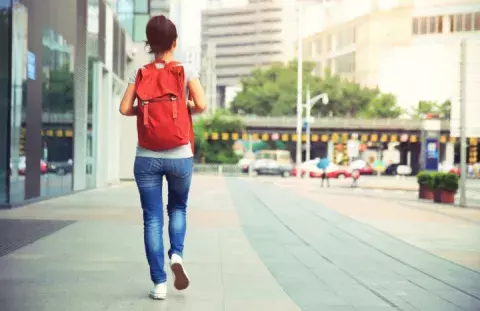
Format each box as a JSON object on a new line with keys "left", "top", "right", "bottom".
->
{"left": 0, "top": 0, "right": 136, "bottom": 208}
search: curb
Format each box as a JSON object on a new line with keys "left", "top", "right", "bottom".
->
{"left": 355, "top": 185, "right": 417, "bottom": 192}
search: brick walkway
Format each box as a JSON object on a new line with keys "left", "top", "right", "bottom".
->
{"left": 0, "top": 177, "right": 298, "bottom": 311}
{"left": 1, "top": 175, "right": 480, "bottom": 310}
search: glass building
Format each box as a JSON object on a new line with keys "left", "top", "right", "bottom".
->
{"left": 1, "top": 0, "right": 147, "bottom": 207}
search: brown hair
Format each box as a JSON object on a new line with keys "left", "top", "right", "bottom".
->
{"left": 145, "top": 15, "right": 178, "bottom": 54}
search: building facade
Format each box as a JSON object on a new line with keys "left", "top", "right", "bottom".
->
{"left": 301, "top": 0, "right": 480, "bottom": 166}
{"left": 201, "top": 0, "right": 298, "bottom": 108}
{"left": 0, "top": 0, "right": 147, "bottom": 207}
{"left": 302, "top": 0, "right": 480, "bottom": 108}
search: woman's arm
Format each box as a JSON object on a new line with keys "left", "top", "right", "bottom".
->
{"left": 187, "top": 78, "right": 206, "bottom": 114}
{"left": 119, "top": 84, "right": 137, "bottom": 116}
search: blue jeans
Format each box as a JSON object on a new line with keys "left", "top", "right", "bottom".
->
{"left": 134, "top": 156, "right": 193, "bottom": 284}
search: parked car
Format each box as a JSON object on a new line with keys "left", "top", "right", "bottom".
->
{"left": 384, "top": 163, "right": 400, "bottom": 176}
{"left": 252, "top": 159, "right": 292, "bottom": 177}
{"left": 384, "top": 163, "right": 412, "bottom": 176}
{"left": 291, "top": 160, "right": 352, "bottom": 179}
{"left": 48, "top": 161, "right": 73, "bottom": 175}
{"left": 349, "top": 159, "right": 374, "bottom": 175}
{"left": 14, "top": 156, "right": 48, "bottom": 175}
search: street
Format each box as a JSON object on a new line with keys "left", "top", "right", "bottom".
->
{"left": 0, "top": 175, "right": 479, "bottom": 310}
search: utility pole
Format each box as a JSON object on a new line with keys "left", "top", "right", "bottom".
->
{"left": 305, "top": 86, "right": 311, "bottom": 162}
{"left": 459, "top": 38, "right": 467, "bottom": 207}
{"left": 295, "top": 4, "right": 303, "bottom": 177}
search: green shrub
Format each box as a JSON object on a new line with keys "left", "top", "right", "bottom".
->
{"left": 433, "top": 172, "right": 446, "bottom": 190}
{"left": 417, "top": 171, "right": 436, "bottom": 190}
{"left": 416, "top": 171, "right": 430, "bottom": 186}
{"left": 439, "top": 173, "right": 459, "bottom": 192}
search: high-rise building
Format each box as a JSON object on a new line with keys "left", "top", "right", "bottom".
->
{"left": 201, "top": 0, "right": 328, "bottom": 109}
{"left": 150, "top": 0, "right": 170, "bottom": 17}
{"left": 201, "top": 0, "right": 298, "bottom": 108}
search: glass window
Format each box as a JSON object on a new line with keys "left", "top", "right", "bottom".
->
{"left": 41, "top": 28, "right": 74, "bottom": 198}
{"left": 133, "top": 13, "right": 149, "bottom": 42}
{"left": 412, "top": 18, "right": 419, "bottom": 35}
{"left": 465, "top": 13, "right": 473, "bottom": 31}
{"left": 0, "top": 1, "right": 12, "bottom": 204}
{"left": 419, "top": 17, "right": 427, "bottom": 34}
{"left": 455, "top": 14, "right": 464, "bottom": 32}
{"left": 134, "top": 0, "right": 148, "bottom": 13}
{"left": 428, "top": 16, "right": 436, "bottom": 33}
{"left": 437, "top": 16, "right": 443, "bottom": 33}
{"left": 9, "top": 2, "right": 27, "bottom": 204}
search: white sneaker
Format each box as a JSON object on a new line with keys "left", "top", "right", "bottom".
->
{"left": 170, "top": 254, "right": 190, "bottom": 290}
{"left": 149, "top": 282, "right": 167, "bottom": 300}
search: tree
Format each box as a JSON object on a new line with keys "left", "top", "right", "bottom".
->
{"left": 230, "top": 61, "right": 404, "bottom": 119}
{"left": 409, "top": 100, "right": 451, "bottom": 119}
{"left": 43, "top": 65, "right": 74, "bottom": 113}
{"left": 358, "top": 93, "right": 404, "bottom": 118}
{"left": 194, "top": 110, "right": 245, "bottom": 164}
{"left": 231, "top": 61, "right": 320, "bottom": 116}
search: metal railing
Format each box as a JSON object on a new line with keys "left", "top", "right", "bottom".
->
{"left": 193, "top": 164, "right": 243, "bottom": 175}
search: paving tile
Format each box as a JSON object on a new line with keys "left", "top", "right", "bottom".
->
{"left": 226, "top": 178, "right": 480, "bottom": 311}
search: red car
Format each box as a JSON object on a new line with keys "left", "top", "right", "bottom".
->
{"left": 17, "top": 157, "right": 48, "bottom": 175}
{"left": 291, "top": 163, "right": 352, "bottom": 179}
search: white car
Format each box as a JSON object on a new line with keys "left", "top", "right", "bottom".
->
{"left": 396, "top": 165, "right": 412, "bottom": 176}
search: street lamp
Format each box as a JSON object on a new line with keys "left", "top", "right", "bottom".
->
{"left": 305, "top": 87, "right": 329, "bottom": 162}
{"left": 295, "top": 4, "right": 303, "bottom": 177}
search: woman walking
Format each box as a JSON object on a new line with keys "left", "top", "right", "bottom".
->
{"left": 119, "top": 15, "right": 206, "bottom": 300}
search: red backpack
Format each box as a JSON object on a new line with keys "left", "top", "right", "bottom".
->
{"left": 135, "top": 60, "right": 194, "bottom": 152}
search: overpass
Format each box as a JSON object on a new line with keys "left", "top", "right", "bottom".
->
{"left": 33, "top": 113, "right": 456, "bottom": 143}
{"left": 25, "top": 113, "right": 479, "bottom": 171}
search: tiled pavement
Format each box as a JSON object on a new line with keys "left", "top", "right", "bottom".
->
{"left": 0, "top": 175, "right": 480, "bottom": 310}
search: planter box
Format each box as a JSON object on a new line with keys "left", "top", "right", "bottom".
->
{"left": 424, "top": 189, "right": 434, "bottom": 200}
{"left": 418, "top": 185, "right": 427, "bottom": 199}
{"left": 433, "top": 189, "right": 442, "bottom": 203}
{"left": 418, "top": 185, "right": 434, "bottom": 200}
{"left": 441, "top": 191, "right": 456, "bottom": 204}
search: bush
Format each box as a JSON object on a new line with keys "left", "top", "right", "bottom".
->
{"left": 433, "top": 172, "right": 446, "bottom": 190}
{"left": 438, "top": 172, "right": 459, "bottom": 192}
{"left": 416, "top": 171, "right": 429, "bottom": 185}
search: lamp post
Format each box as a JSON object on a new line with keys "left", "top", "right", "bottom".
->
{"left": 305, "top": 87, "right": 329, "bottom": 162}
{"left": 295, "top": 4, "right": 303, "bottom": 177}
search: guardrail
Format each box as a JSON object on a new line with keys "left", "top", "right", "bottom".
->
{"left": 193, "top": 164, "right": 244, "bottom": 176}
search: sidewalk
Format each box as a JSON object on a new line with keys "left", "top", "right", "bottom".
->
{"left": 290, "top": 181, "right": 480, "bottom": 271}
{"left": 0, "top": 177, "right": 299, "bottom": 311}
{"left": 1, "top": 176, "right": 480, "bottom": 310}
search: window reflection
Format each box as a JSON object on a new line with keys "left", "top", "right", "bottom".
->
{"left": 0, "top": 2, "right": 12, "bottom": 204}
{"left": 9, "top": 2, "right": 28, "bottom": 203}
{"left": 41, "top": 28, "right": 74, "bottom": 197}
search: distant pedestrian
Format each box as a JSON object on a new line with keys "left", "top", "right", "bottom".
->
{"left": 317, "top": 157, "right": 330, "bottom": 187}
{"left": 351, "top": 169, "right": 360, "bottom": 188}
{"left": 119, "top": 15, "right": 207, "bottom": 300}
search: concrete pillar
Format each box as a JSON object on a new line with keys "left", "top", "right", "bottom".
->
{"left": 327, "top": 140, "right": 334, "bottom": 161}
{"left": 73, "top": 0, "right": 88, "bottom": 191}
{"left": 445, "top": 142, "right": 455, "bottom": 165}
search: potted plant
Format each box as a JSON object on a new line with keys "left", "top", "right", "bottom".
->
{"left": 433, "top": 172, "right": 445, "bottom": 203}
{"left": 417, "top": 171, "right": 434, "bottom": 200}
{"left": 439, "top": 173, "right": 459, "bottom": 204}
